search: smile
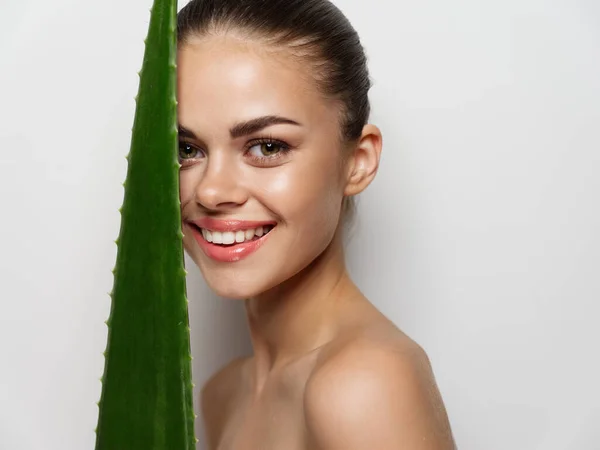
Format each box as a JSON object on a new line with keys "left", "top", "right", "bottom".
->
{"left": 200, "top": 225, "right": 275, "bottom": 245}
{"left": 188, "top": 218, "right": 276, "bottom": 263}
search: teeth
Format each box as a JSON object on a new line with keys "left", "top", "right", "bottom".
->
{"left": 212, "top": 231, "right": 223, "bottom": 244}
{"left": 201, "top": 225, "right": 273, "bottom": 245}
{"left": 223, "top": 231, "right": 235, "bottom": 244}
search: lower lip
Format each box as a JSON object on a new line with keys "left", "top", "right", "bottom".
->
{"left": 189, "top": 226, "right": 273, "bottom": 263}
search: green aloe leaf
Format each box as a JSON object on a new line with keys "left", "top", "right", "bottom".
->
{"left": 95, "top": 0, "right": 196, "bottom": 448}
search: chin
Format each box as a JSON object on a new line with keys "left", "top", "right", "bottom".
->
{"left": 201, "top": 271, "right": 279, "bottom": 300}
{"left": 185, "top": 250, "right": 279, "bottom": 299}
{"left": 183, "top": 232, "right": 330, "bottom": 300}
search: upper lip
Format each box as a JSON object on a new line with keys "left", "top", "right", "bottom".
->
{"left": 189, "top": 217, "right": 277, "bottom": 232}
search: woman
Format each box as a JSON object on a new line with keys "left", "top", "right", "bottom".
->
{"left": 177, "top": 0, "right": 455, "bottom": 448}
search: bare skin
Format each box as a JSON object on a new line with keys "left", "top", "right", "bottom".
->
{"left": 178, "top": 32, "right": 455, "bottom": 450}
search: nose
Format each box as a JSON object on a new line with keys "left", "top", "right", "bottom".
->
{"left": 194, "top": 153, "right": 248, "bottom": 211}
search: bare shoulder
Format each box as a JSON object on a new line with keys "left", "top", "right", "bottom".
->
{"left": 304, "top": 325, "right": 455, "bottom": 450}
{"left": 200, "top": 356, "right": 249, "bottom": 449}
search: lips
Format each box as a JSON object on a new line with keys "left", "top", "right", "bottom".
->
{"left": 187, "top": 218, "right": 276, "bottom": 263}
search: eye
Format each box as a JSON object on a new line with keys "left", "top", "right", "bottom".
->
{"left": 247, "top": 141, "right": 287, "bottom": 158}
{"left": 178, "top": 141, "right": 202, "bottom": 161}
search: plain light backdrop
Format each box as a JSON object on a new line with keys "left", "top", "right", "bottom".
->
{"left": 1, "top": 0, "right": 599, "bottom": 448}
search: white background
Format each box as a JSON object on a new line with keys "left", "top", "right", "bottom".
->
{"left": 1, "top": 0, "right": 599, "bottom": 448}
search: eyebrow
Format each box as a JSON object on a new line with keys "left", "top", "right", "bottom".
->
{"left": 177, "top": 115, "right": 301, "bottom": 141}
{"left": 178, "top": 125, "right": 197, "bottom": 140}
{"left": 229, "top": 115, "right": 301, "bottom": 139}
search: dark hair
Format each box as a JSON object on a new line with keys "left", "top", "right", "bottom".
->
{"left": 177, "top": 0, "right": 371, "bottom": 223}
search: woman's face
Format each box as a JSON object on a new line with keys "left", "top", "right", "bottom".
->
{"left": 177, "top": 34, "right": 348, "bottom": 299}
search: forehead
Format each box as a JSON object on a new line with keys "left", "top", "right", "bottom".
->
{"left": 176, "top": 34, "right": 339, "bottom": 132}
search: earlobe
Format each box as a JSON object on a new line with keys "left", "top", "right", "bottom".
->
{"left": 344, "top": 124, "right": 383, "bottom": 197}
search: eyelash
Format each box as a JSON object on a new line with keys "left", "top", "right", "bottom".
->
{"left": 178, "top": 137, "right": 292, "bottom": 167}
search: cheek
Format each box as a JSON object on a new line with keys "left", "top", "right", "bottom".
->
{"left": 179, "top": 170, "right": 200, "bottom": 257}
{"left": 256, "top": 154, "right": 344, "bottom": 234}
{"left": 179, "top": 169, "right": 196, "bottom": 202}
{"left": 181, "top": 221, "right": 196, "bottom": 255}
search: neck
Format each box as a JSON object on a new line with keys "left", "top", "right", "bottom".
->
{"left": 244, "top": 230, "right": 358, "bottom": 388}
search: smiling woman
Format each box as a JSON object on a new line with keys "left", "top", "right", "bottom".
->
{"left": 176, "top": 0, "right": 455, "bottom": 449}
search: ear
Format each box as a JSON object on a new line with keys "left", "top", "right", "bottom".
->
{"left": 343, "top": 124, "right": 383, "bottom": 197}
